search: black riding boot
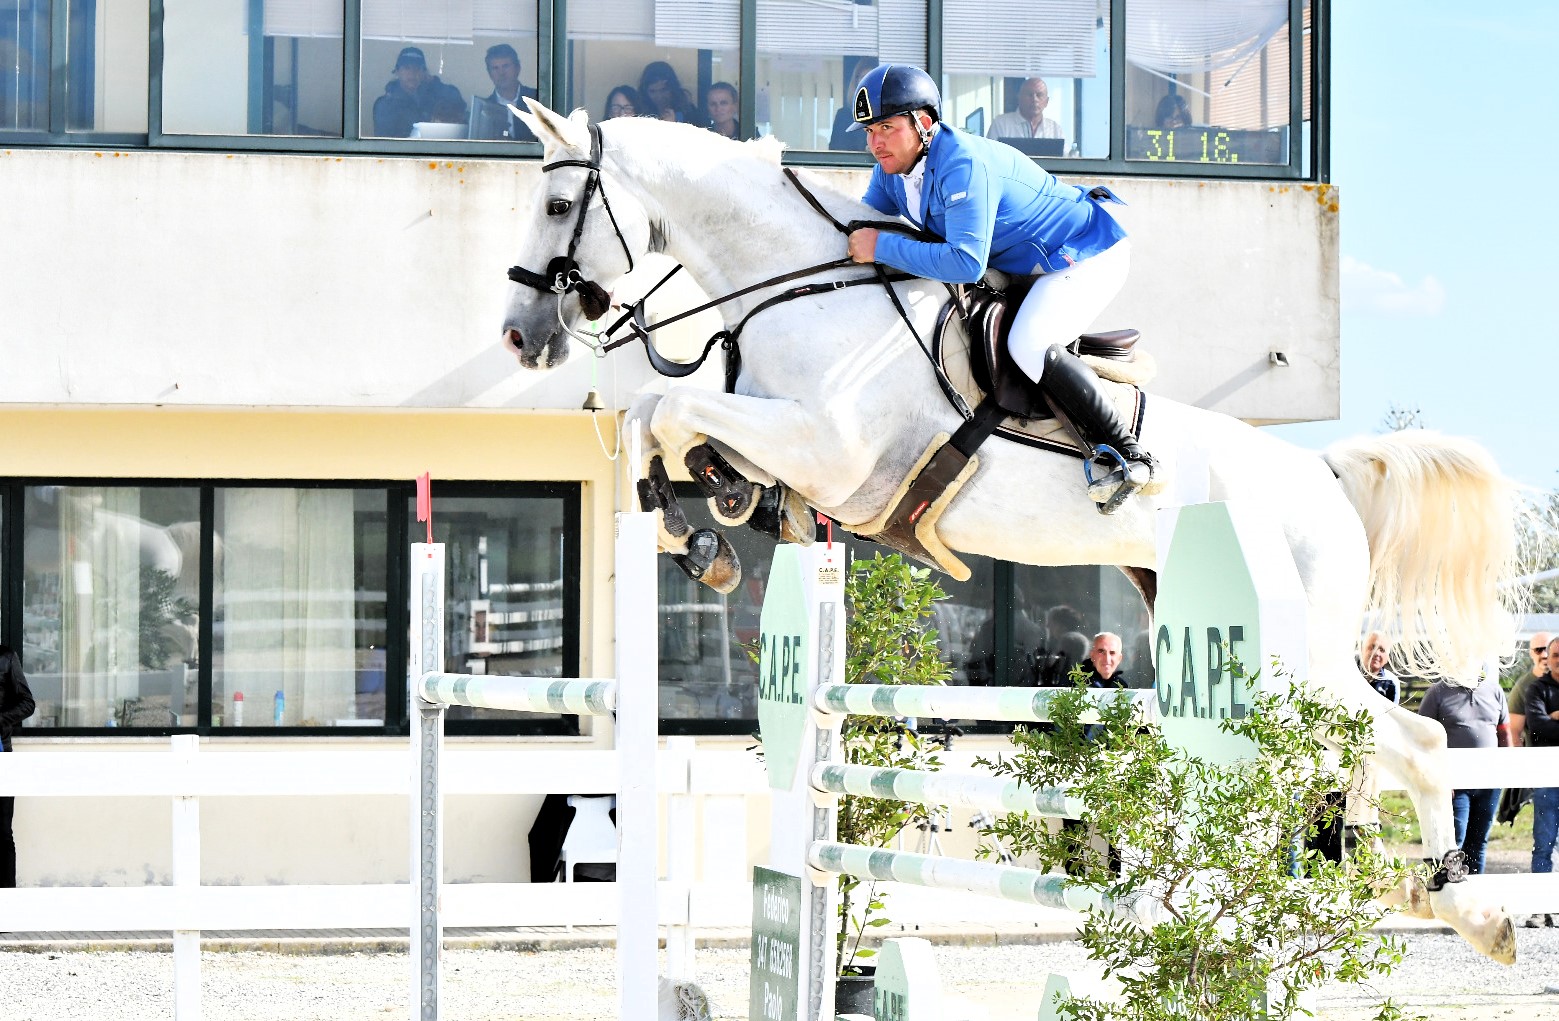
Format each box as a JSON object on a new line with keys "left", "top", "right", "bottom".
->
{"left": 1037, "top": 344, "right": 1156, "bottom": 506}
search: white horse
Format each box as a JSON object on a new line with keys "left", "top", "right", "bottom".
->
{"left": 499, "top": 103, "right": 1521, "bottom": 963}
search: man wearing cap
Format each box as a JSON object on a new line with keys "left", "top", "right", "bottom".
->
{"left": 372, "top": 46, "right": 467, "bottom": 139}
{"left": 844, "top": 64, "right": 1154, "bottom": 507}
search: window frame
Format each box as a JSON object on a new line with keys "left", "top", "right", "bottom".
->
{"left": 0, "top": 0, "right": 1324, "bottom": 180}
{"left": 0, "top": 476, "right": 582, "bottom": 738}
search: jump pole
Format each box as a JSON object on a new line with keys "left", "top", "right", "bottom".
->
{"left": 410, "top": 511, "right": 659, "bottom": 1021}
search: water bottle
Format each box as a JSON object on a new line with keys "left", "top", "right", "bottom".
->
{"left": 274, "top": 690, "right": 285, "bottom": 726}
{"left": 232, "top": 691, "right": 245, "bottom": 727}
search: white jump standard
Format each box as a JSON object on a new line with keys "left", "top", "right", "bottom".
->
{"left": 409, "top": 513, "right": 662, "bottom": 1021}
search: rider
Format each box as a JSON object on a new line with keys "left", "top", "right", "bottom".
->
{"left": 845, "top": 64, "right": 1155, "bottom": 504}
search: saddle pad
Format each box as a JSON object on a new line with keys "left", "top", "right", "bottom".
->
{"left": 936, "top": 317, "right": 1148, "bottom": 457}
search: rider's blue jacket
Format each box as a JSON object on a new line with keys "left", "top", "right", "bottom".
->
{"left": 862, "top": 125, "right": 1126, "bottom": 281}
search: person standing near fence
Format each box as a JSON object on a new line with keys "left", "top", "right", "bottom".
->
{"left": 1416, "top": 672, "right": 1508, "bottom": 875}
{"left": 0, "top": 645, "right": 37, "bottom": 887}
{"left": 1523, "top": 637, "right": 1559, "bottom": 887}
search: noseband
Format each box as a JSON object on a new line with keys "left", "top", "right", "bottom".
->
{"left": 506, "top": 123, "right": 634, "bottom": 321}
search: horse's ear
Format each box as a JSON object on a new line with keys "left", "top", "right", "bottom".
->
{"left": 513, "top": 98, "right": 588, "bottom": 151}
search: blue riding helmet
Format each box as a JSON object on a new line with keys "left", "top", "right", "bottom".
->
{"left": 852, "top": 64, "right": 941, "bottom": 126}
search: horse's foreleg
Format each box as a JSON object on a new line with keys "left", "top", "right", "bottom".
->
{"left": 1370, "top": 706, "right": 1515, "bottom": 963}
{"left": 626, "top": 396, "right": 739, "bottom": 589}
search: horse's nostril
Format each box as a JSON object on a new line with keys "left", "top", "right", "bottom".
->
{"left": 505, "top": 328, "right": 523, "bottom": 350}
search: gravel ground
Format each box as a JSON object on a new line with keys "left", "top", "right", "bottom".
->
{"left": 5, "top": 930, "right": 1559, "bottom": 1021}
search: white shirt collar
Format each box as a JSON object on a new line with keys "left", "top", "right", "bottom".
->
{"left": 902, "top": 158, "right": 928, "bottom": 227}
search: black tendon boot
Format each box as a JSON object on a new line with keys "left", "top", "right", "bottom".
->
{"left": 1037, "top": 344, "right": 1156, "bottom": 511}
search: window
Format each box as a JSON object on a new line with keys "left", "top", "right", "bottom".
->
{"left": 563, "top": 0, "right": 738, "bottom": 138}
{"left": 3, "top": 478, "right": 579, "bottom": 735}
{"left": 757, "top": 0, "right": 924, "bottom": 151}
{"left": 1, "top": 0, "right": 147, "bottom": 135}
{"left": 163, "top": 0, "right": 344, "bottom": 137}
{"left": 360, "top": 1, "right": 541, "bottom": 143}
{"left": 22, "top": 485, "right": 201, "bottom": 728}
{"left": 1125, "top": 0, "right": 1294, "bottom": 166}
{"left": 941, "top": 0, "right": 1104, "bottom": 159}
{"left": 214, "top": 487, "right": 386, "bottom": 728}
{"left": 408, "top": 486, "right": 579, "bottom": 731}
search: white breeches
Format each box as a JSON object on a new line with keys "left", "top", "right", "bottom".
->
{"left": 1008, "top": 239, "right": 1132, "bottom": 382}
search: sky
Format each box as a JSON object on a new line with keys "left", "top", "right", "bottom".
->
{"left": 1264, "top": 3, "right": 1559, "bottom": 491}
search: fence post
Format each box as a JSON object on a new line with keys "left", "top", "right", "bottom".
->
{"left": 614, "top": 512, "right": 659, "bottom": 1016}
{"left": 665, "top": 734, "right": 696, "bottom": 979}
{"left": 409, "top": 542, "right": 446, "bottom": 1021}
{"left": 170, "top": 734, "right": 201, "bottom": 1021}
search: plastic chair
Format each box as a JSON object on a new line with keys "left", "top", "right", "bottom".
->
{"left": 559, "top": 795, "right": 617, "bottom": 882}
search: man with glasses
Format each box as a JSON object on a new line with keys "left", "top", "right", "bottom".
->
{"left": 1508, "top": 631, "right": 1551, "bottom": 744}
{"left": 1522, "top": 637, "right": 1559, "bottom": 922}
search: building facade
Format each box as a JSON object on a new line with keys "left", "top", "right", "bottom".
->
{"left": 0, "top": 0, "right": 1334, "bottom": 888}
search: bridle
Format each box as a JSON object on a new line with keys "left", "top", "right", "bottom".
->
{"left": 506, "top": 122, "right": 635, "bottom": 329}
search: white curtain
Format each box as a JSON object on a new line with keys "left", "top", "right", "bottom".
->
{"left": 361, "top": 0, "right": 475, "bottom": 43}
{"left": 943, "top": 0, "right": 1095, "bottom": 78}
{"left": 264, "top": 0, "right": 344, "bottom": 38}
{"left": 1125, "top": 0, "right": 1287, "bottom": 76}
{"left": 220, "top": 489, "right": 356, "bottom": 726}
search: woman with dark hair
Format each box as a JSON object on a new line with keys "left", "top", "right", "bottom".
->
{"left": 1155, "top": 92, "right": 1191, "bottom": 130}
{"left": 603, "top": 85, "right": 643, "bottom": 120}
{"left": 638, "top": 61, "right": 708, "bottom": 126}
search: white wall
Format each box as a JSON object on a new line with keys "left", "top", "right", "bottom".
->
{"left": 0, "top": 148, "right": 1335, "bottom": 424}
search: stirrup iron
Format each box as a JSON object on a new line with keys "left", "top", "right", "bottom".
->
{"left": 1083, "top": 444, "right": 1149, "bottom": 515}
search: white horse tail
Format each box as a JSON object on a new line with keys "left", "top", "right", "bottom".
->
{"left": 1323, "top": 430, "right": 1520, "bottom": 681}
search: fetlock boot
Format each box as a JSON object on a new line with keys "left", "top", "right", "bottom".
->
{"left": 1036, "top": 344, "right": 1157, "bottom": 507}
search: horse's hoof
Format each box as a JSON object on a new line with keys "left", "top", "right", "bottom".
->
{"left": 638, "top": 456, "right": 690, "bottom": 540}
{"left": 695, "top": 529, "right": 742, "bottom": 594}
{"left": 1489, "top": 916, "right": 1517, "bottom": 966}
{"left": 685, "top": 444, "right": 757, "bottom": 524}
{"left": 780, "top": 487, "right": 817, "bottom": 546}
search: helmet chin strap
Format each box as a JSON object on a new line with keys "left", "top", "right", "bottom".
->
{"left": 908, "top": 113, "right": 937, "bottom": 170}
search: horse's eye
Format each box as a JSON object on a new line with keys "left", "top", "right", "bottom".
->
{"left": 547, "top": 198, "right": 572, "bottom": 216}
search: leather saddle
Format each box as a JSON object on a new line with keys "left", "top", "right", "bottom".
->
{"left": 936, "top": 278, "right": 1143, "bottom": 422}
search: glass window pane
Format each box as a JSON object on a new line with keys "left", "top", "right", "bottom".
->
{"left": 22, "top": 485, "right": 202, "bottom": 729}
{"left": 163, "top": 0, "right": 342, "bottom": 137}
{"left": 657, "top": 498, "right": 777, "bottom": 725}
{"left": 1009, "top": 565, "right": 1150, "bottom": 687}
{"left": 361, "top": 1, "right": 539, "bottom": 142}
{"left": 0, "top": 0, "right": 49, "bottom": 132}
{"left": 414, "top": 493, "right": 570, "bottom": 724}
{"left": 214, "top": 488, "right": 387, "bottom": 728}
{"left": 67, "top": 0, "right": 149, "bottom": 133}
{"left": 566, "top": 0, "right": 737, "bottom": 138}
{"left": 758, "top": 0, "right": 923, "bottom": 151}
{"left": 942, "top": 0, "right": 1105, "bottom": 159}
{"left": 1126, "top": 0, "right": 1291, "bottom": 165}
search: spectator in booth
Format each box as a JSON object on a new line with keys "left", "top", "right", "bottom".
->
{"left": 1155, "top": 92, "right": 1192, "bottom": 130}
{"left": 829, "top": 57, "right": 875, "bottom": 151}
{"left": 1524, "top": 637, "right": 1559, "bottom": 882}
{"left": 1359, "top": 630, "right": 1399, "bottom": 704}
{"left": 473, "top": 43, "right": 537, "bottom": 142}
{"left": 372, "top": 46, "right": 467, "bottom": 138}
{"left": 0, "top": 644, "right": 36, "bottom": 888}
{"left": 706, "top": 81, "right": 741, "bottom": 139}
{"left": 603, "top": 85, "right": 644, "bottom": 121}
{"left": 639, "top": 61, "right": 707, "bottom": 126}
{"left": 1081, "top": 632, "right": 1129, "bottom": 689}
{"left": 987, "top": 77, "right": 1062, "bottom": 141}
{"left": 1418, "top": 673, "right": 1509, "bottom": 875}
{"left": 1509, "top": 631, "right": 1551, "bottom": 744}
